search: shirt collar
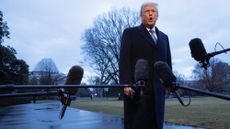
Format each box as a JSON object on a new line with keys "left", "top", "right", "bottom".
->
{"left": 146, "top": 26, "right": 156, "bottom": 32}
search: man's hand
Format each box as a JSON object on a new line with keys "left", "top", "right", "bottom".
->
{"left": 123, "top": 87, "right": 135, "bottom": 96}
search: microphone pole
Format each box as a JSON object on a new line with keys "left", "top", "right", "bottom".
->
{"left": 205, "top": 47, "right": 230, "bottom": 61}
{"left": 175, "top": 83, "right": 230, "bottom": 101}
{"left": 202, "top": 47, "right": 230, "bottom": 70}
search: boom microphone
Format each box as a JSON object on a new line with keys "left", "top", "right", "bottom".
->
{"left": 189, "top": 38, "right": 230, "bottom": 69}
{"left": 65, "top": 65, "right": 84, "bottom": 94}
{"left": 153, "top": 61, "right": 230, "bottom": 105}
{"left": 153, "top": 61, "right": 189, "bottom": 106}
{"left": 189, "top": 38, "right": 207, "bottom": 62}
{"left": 59, "top": 65, "right": 84, "bottom": 119}
{"left": 124, "top": 59, "right": 149, "bottom": 99}
{"left": 154, "top": 61, "right": 176, "bottom": 88}
{"left": 134, "top": 59, "right": 149, "bottom": 85}
{"left": 189, "top": 38, "right": 209, "bottom": 69}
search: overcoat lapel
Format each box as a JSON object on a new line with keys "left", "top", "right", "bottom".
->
{"left": 138, "top": 25, "right": 157, "bottom": 48}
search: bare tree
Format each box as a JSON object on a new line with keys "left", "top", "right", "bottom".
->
{"left": 82, "top": 8, "right": 140, "bottom": 85}
{"left": 192, "top": 58, "right": 230, "bottom": 92}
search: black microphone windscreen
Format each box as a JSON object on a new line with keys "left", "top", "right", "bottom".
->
{"left": 154, "top": 61, "right": 176, "bottom": 87}
{"left": 189, "top": 38, "right": 207, "bottom": 61}
{"left": 65, "top": 65, "right": 84, "bottom": 94}
{"left": 134, "top": 59, "right": 149, "bottom": 82}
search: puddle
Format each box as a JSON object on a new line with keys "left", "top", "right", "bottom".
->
{"left": 0, "top": 102, "right": 204, "bottom": 129}
{"left": 164, "top": 123, "right": 204, "bottom": 129}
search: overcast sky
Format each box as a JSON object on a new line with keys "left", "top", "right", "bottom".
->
{"left": 1, "top": 0, "right": 230, "bottom": 81}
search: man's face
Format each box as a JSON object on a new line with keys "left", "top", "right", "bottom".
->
{"left": 141, "top": 4, "right": 158, "bottom": 28}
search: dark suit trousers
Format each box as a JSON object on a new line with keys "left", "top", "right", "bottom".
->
{"left": 124, "top": 90, "right": 157, "bottom": 129}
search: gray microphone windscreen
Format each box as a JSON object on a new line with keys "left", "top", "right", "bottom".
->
{"left": 65, "top": 65, "right": 84, "bottom": 94}
{"left": 189, "top": 38, "right": 207, "bottom": 62}
{"left": 134, "top": 59, "right": 149, "bottom": 82}
{"left": 154, "top": 61, "right": 176, "bottom": 87}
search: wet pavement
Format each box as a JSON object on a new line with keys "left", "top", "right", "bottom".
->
{"left": 0, "top": 102, "right": 203, "bottom": 129}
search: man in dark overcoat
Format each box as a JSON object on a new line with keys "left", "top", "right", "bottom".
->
{"left": 119, "top": 2, "right": 172, "bottom": 129}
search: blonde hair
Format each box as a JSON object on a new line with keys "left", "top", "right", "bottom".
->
{"left": 140, "top": 2, "right": 158, "bottom": 16}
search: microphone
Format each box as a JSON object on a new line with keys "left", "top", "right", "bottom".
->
{"left": 154, "top": 61, "right": 191, "bottom": 106}
{"left": 134, "top": 59, "right": 149, "bottom": 86}
{"left": 59, "top": 65, "right": 84, "bottom": 119}
{"left": 65, "top": 65, "right": 84, "bottom": 94}
{"left": 189, "top": 38, "right": 209, "bottom": 69}
{"left": 189, "top": 38, "right": 207, "bottom": 62}
{"left": 125, "top": 59, "right": 148, "bottom": 99}
{"left": 154, "top": 61, "right": 176, "bottom": 88}
{"left": 189, "top": 38, "right": 230, "bottom": 69}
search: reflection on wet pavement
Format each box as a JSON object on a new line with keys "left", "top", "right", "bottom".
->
{"left": 0, "top": 102, "right": 204, "bottom": 129}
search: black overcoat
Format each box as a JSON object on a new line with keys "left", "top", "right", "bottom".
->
{"left": 119, "top": 24, "right": 172, "bottom": 129}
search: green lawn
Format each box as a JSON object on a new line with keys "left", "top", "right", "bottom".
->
{"left": 165, "top": 97, "right": 230, "bottom": 129}
{"left": 70, "top": 97, "right": 230, "bottom": 129}
{"left": 71, "top": 97, "right": 124, "bottom": 116}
